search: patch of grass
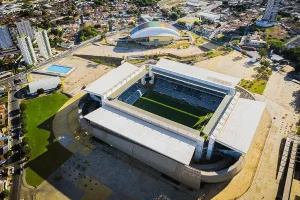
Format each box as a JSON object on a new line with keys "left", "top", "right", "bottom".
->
{"left": 24, "top": 94, "right": 72, "bottom": 186}
{"left": 163, "top": 41, "right": 191, "bottom": 49}
{"left": 190, "top": 32, "right": 206, "bottom": 46}
{"left": 265, "top": 26, "right": 289, "bottom": 41}
{"left": 240, "top": 79, "right": 267, "bottom": 95}
{"left": 0, "top": 95, "right": 8, "bottom": 103}
{"left": 126, "top": 59, "right": 145, "bottom": 65}
{"left": 133, "top": 92, "right": 213, "bottom": 129}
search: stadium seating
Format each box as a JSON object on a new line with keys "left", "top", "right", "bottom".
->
{"left": 153, "top": 77, "right": 223, "bottom": 111}
{"left": 118, "top": 83, "right": 147, "bottom": 105}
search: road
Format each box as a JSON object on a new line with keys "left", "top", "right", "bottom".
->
{"left": 7, "top": 78, "right": 23, "bottom": 200}
{"left": 0, "top": 30, "right": 121, "bottom": 86}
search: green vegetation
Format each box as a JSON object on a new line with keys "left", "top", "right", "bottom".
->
{"left": 232, "top": 39, "right": 240, "bottom": 45}
{"left": 134, "top": 0, "right": 157, "bottom": 6}
{"left": 190, "top": 33, "right": 206, "bottom": 46}
{"left": 126, "top": 59, "right": 146, "bottom": 65}
{"left": 23, "top": 94, "right": 72, "bottom": 186}
{"left": 164, "top": 41, "right": 190, "bottom": 49}
{"left": 133, "top": 92, "right": 213, "bottom": 130}
{"left": 258, "top": 48, "right": 267, "bottom": 58}
{"left": 79, "top": 26, "right": 99, "bottom": 42}
{"left": 240, "top": 79, "right": 267, "bottom": 95}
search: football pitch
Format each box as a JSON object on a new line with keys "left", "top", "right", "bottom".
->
{"left": 133, "top": 91, "right": 213, "bottom": 130}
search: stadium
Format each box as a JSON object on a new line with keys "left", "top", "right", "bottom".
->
{"left": 118, "top": 21, "right": 180, "bottom": 46}
{"left": 79, "top": 59, "right": 266, "bottom": 189}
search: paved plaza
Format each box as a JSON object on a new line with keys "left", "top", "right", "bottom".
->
{"left": 30, "top": 56, "right": 112, "bottom": 95}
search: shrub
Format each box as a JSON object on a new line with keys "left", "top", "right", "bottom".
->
{"left": 2, "top": 189, "right": 9, "bottom": 198}
{"left": 20, "top": 103, "right": 27, "bottom": 111}
{"left": 22, "top": 137, "right": 29, "bottom": 146}
{"left": 7, "top": 150, "right": 13, "bottom": 157}
{"left": 37, "top": 88, "right": 45, "bottom": 95}
{"left": 22, "top": 146, "right": 31, "bottom": 159}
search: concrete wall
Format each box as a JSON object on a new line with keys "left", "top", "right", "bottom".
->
{"left": 91, "top": 127, "right": 202, "bottom": 189}
{"left": 200, "top": 156, "right": 245, "bottom": 183}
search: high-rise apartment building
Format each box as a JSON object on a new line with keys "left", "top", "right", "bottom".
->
{"left": 256, "top": 0, "right": 282, "bottom": 27}
{"left": 17, "top": 34, "right": 37, "bottom": 65}
{"left": 35, "top": 28, "right": 52, "bottom": 59}
{"left": 16, "top": 20, "right": 34, "bottom": 40}
{"left": 0, "top": 26, "right": 14, "bottom": 49}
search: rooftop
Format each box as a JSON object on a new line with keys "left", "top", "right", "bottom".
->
{"left": 154, "top": 59, "right": 241, "bottom": 90}
{"left": 215, "top": 98, "right": 265, "bottom": 154}
{"left": 85, "top": 103, "right": 197, "bottom": 165}
{"left": 28, "top": 77, "right": 60, "bottom": 94}
{"left": 130, "top": 21, "right": 180, "bottom": 39}
{"left": 84, "top": 62, "right": 141, "bottom": 97}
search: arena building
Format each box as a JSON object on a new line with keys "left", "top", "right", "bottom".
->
{"left": 79, "top": 59, "right": 266, "bottom": 189}
{"left": 118, "top": 21, "right": 180, "bottom": 46}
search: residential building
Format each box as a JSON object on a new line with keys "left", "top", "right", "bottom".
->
{"left": 16, "top": 20, "right": 34, "bottom": 40}
{"left": 0, "top": 26, "right": 13, "bottom": 49}
{"left": 17, "top": 34, "right": 37, "bottom": 65}
{"left": 0, "top": 104, "right": 7, "bottom": 127}
{"left": 35, "top": 28, "right": 52, "bottom": 59}
{"left": 256, "top": 0, "right": 282, "bottom": 27}
{"left": 239, "top": 34, "right": 267, "bottom": 48}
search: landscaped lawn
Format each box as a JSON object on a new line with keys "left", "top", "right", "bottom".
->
{"left": 240, "top": 79, "right": 268, "bottom": 95}
{"left": 133, "top": 91, "right": 213, "bottom": 130}
{"left": 23, "top": 93, "right": 72, "bottom": 186}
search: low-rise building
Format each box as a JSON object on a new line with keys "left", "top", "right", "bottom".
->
{"left": 177, "top": 16, "right": 200, "bottom": 30}
{"left": 28, "top": 77, "right": 61, "bottom": 95}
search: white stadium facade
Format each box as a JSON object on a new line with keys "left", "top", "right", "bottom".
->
{"left": 79, "top": 59, "right": 266, "bottom": 189}
{"left": 118, "top": 21, "right": 180, "bottom": 46}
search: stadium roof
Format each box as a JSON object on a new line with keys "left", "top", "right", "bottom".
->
{"left": 28, "top": 76, "right": 60, "bottom": 94}
{"left": 155, "top": 59, "right": 241, "bottom": 90}
{"left": 130, "top": 21, "right": 180, "bottom": 39}
{"left": 84, "top": 62, "right": 143, "bottom": 97}
{"left": 85, "top": 104, "right": 197, "bottom": 165}
{"left": 215, "top": 98, "right": 265, "bottom": 154}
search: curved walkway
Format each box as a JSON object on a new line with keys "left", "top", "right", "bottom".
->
{"left": 52, "top": 91, "right": 94, "bottom": 155}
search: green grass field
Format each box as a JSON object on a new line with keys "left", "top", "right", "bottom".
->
{"left": 133, "top": 92, "right": 213, "bottom": 130}
{"left": 23, "top": 93, "right": 73, "bottom": 186}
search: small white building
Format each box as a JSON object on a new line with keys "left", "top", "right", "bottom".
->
{"left": 28, "top": 77, "right": 60, "bottom": 95}
{"left": 196, "top": 12, "right": 220, "bottom": 22}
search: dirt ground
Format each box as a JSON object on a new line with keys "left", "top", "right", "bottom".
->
{"left": 30, "top": 56, "right": 112, "bottom": 95}
{"left": 263, "top": 66, "right": 300, "bottom": 112}
{"left": 75, "top": 43, "right": 205, "bottom": 58}
{"left": 194, "top": 51, "right": 258, "bottom": 80}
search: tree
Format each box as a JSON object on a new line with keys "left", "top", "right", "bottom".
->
{"left": 2, "top": 189, "right": 9, "bottom": 198}
{"left": 169, "top": 13, "right": 179, "bottom": 21}
{"left": 20, "top": 103, "right": 27, "bottom": 111}
{"left": 153, "top": 18, "right": 158, "bottom": 21}
{"left": 194, "top": 21, "right": 200, "bottom": 26}
{"left": 7, "top": 150, "right": 13, "bottom": 157}
{"left": 277, "top": 15, "right": 282, "bottom": 21}
{"left": 259, "top": 48, "right": 268, "bottom": 58}
{"left": 22, "top": 137, "right": 29, "bottom": 146}
{"left": 242, "top": 50, "right": 247, "bottom": 56}
{"left": 222, "top": 1, "right": 228, "bottom": 5}
{"left": 37, "top": 88, "right": 45, "bottom": 95}
{"left": 22, "top": 146, "right": 31, "bottom": 157}
{"left": 56, "top": 84, "right": 62, "bottom": 89}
